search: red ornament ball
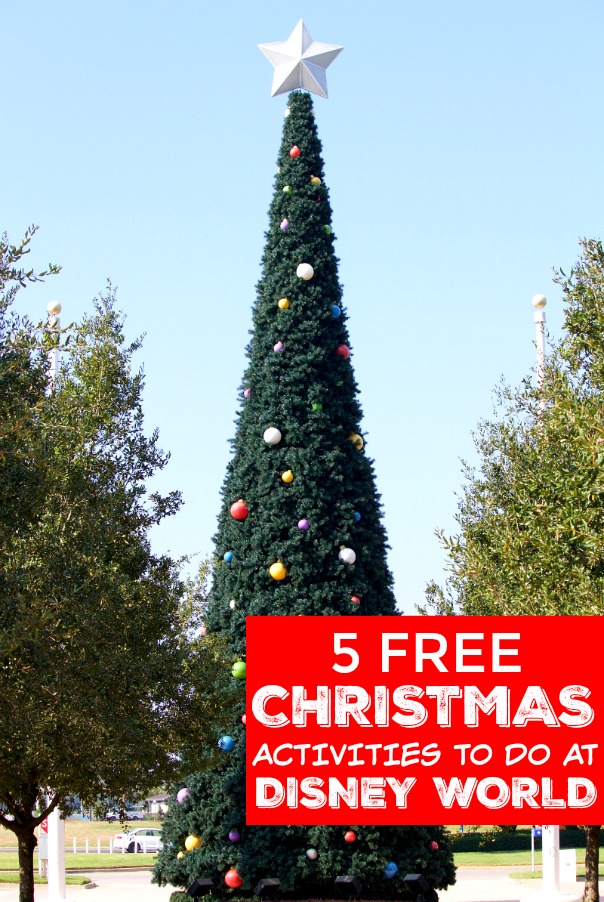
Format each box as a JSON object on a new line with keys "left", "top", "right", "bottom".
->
{"left": 336, "top": 344, "right": 350, "bottom": 359}
{"left": 344, "top": 830, "right": 357, "bottom": 843}
{"left": 289, "top": 145, "right": 301, "bottom": 158}
{"left": 351, "top": 596, "right": 360, "bottom": 605}
{"left": 241, "top": 713, "right": 247, "bottom": 725}
{"left": 230, "top": 500, "right": 248, "bottom": 520}
{"left": 224, "top": 869, "right": 243, "bottom": 889}
{"left": 429, "top": 841, "right": 439, "bottom": 851}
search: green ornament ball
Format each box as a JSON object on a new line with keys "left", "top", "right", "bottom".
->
{"left": 311, "top": 402, "right": 323, "bottom": 412}
{"left": 232, "top": 661, "right": 246, "bottom": 679}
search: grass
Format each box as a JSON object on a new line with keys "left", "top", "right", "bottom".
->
{"left": 455, "top": 850, "right": 543, "bottom": 867}
{"left": 0, "top": 874, "right": 90, "bottom": 885}
{"left": 511, "top": 867, "right": 603, "bottom": 880}
{"left": 0, "top": 852, "right": 157, "bottom": 870}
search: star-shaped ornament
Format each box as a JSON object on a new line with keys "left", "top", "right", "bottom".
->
{"left": 259, "top": 20, "right": 343, "bottom": 99}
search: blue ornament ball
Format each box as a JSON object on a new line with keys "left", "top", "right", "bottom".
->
{"left": 383, "top": 862, "right": 398, "bottom": 879}
{"left": 330, "top": 305, "right": 341, "bottom": 319}
{"left": 354, "top": 512, "right": 361, "bottom": 522}
{"left": 223, "top": 551, "right": 234, "bottom": 563}
{"left": 218, "top": 736, "right": 235, "bottom": 752}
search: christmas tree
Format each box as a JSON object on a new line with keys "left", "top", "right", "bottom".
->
{"left": 154, "top": 28, "right": 455, "bottom": 899}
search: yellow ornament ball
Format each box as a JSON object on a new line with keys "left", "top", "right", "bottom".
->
{"left": 177, "top": 851, "right": 185, "bottom": 860}
{"left": 310, "top": 176, "right": 322, "bottom": 186}
{"left": 185, "top": 835, "right": 201, "bottom": 852}
{"left": 278, "top": 298, "right": 290, "bottom": 310}
{"left": 281, "top": 470, "right": 294, "bottom": 483}
{"left": 269, "top": 561, "right": 287, "bottom": 581}
{"left": 348, "top": 433, "right": 364, "bottom": 450}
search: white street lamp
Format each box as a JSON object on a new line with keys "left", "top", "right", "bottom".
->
{"left": 532, "top": 294, "right": 547, "bottom": 393}
{"left": 532, "top": 294, "right": 562, "bottom": 896}
{"left": 45, "top": 301, "right": 67, "bottom": 900}
{"left": 46, "top": 301, "right": 61, "bottom": 393}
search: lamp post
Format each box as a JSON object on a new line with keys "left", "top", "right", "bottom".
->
{"left": 532, "top": 293, "right": 547, "bottom": 402}
{"left": 46, "top": 300, "right": 61, "bottom": 393}
{"left": 532, "top": 293, "right": 561, "bottom": 896}
{"left": 45, "top": 301, "right": 67, "bottom": 901}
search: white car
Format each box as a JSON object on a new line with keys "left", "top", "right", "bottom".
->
{"left": 113, "top": 827, "right": 163, "bottom": 853}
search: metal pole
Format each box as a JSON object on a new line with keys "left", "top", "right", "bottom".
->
{"left": 542, "top": 824, "right": 561, "bottom": 894}
{"left": 45, "top": 303, "right": 66, "bottom": 901}
{"left": 531, "top": 295, "right": 562, "bottom": 896}
{"left": 532, "top": 294, "right": 547, "bottom": 396}
{"left": 47, "top": 805, "right": 66, "bottom": 901}
{"left": 531, "top": 827, "right": 535, "bottom": 872}
{"left": 46, "top": 301, "right": 61, "bottom": 393}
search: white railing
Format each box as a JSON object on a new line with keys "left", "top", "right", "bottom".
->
{"left": 68, "top": 838, "right": 155, "bottom": 853}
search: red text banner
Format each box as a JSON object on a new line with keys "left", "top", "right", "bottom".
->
{"left": 246, "top": 616, "right": 603, "bottom": 825}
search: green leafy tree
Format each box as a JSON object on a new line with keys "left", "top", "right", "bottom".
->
{"left": 425, "top": 237, "right": 604, "bottom": 902}
{"left": 0, "top": 234, "right": 241, "bottom": 902}
{"left": 153, "top": 90, "right": 455, "bottom": 899}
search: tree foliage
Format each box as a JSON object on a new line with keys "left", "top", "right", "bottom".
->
{"left": 0, "top": 230, "right": 241, "bottom": 902}
{"left": 425, "top": 237, "right": 604, "bottom": 902}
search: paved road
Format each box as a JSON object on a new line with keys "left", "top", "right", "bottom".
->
{"left": 0, "top": 867, "right": 595, "bottom": 902}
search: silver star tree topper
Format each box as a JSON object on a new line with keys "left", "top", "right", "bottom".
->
{"left": 258, "top": 20, "right": 343, "bottom": 99}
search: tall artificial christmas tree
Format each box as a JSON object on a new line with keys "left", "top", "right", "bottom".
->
{"left": 154, "top": 23, "right": 455, "bottom": 899}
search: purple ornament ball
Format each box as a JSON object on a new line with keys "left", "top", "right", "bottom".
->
{"left": 297, "top": 518, "right": 310, "bottom": 531}
{"left": 228, "top": 830, "right": 241, "bottom": 843}
{"left": 274, "top": 342, "right": 285, "bottom": 353}
{"left": 280, "top": 219, "right": 289, "bottom": 231}
{"left": 176, "top": 788, "right": 189, "bottom": 804}
{"left": 243, "top": 388, "right": 252, "bottom": 399}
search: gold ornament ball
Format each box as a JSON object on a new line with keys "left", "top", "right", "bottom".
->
{"left": 269, "top": 561, "right": 287, "bottom": 581}
{"left": 348, "top": 433, "right": 364, "bottom": 450}
{"left": 281, "top": 470, "right": 294, "bottom": 484}
{"left": 310, "top": 176, "right": 322, "bottom": 186}
{"left": 177, "top": 851, "right": 185, "bottom": 860}
{"left": 185, "top": 835, "right": 201, "bottom": 852}
{"left": 278, "top": 298, "right": 290, "bottom": 310}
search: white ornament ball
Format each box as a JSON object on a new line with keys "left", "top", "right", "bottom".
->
{"left": 263, "top": 427, "right": 282, "bottom": 446}
{"left": 532, "top": 294, "right": 547, "bottom": 309}
{"left": 306, "top": 848, "right": 318, "bottom": 860}
{"left": 47, "top": 300, "right": 62, "bottom": 315}
{"left": 296, "top": 263, "right": 314, "bottom": 281}
{"left": 229, "top": 599, "right": 236, "bottom": 610}
{"left": 284, "top": 107, "right": 291, "bottom": 117}
{"left": 339, "top": 547, "right": 357, "bottom": 565}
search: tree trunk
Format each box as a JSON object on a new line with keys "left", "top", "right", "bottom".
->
{"left": 583, "top": 825, "right": 601, "bottom": 902}
{"left": 16, "top": 827, "right": 37, "bottom": 902}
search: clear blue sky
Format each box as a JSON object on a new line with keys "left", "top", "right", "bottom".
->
{"left": 3, "top": 0, "right": 603, "bottom": 610}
